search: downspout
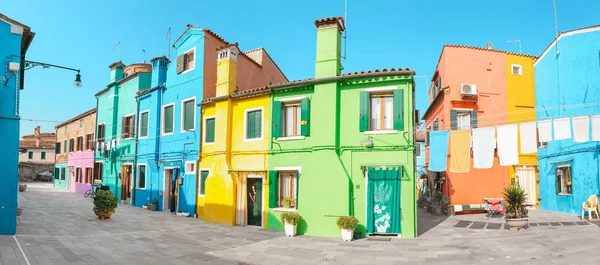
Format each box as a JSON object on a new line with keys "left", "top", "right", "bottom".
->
{"left": 94, "top": 95, "right": 100, "bottom": 186}
{"left": 195, "top": 106, "right": 204, "bottom": 218}
{"left": 133, "top": 96, "right": 140, "bottom": 206}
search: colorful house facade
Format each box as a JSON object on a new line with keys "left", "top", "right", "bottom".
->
{"left": 415, "top": 130, "right": 426, "bottom": 175}
{"left": 264, "top": 17, "right": 416, "bottom": 238}
{"left": 198, "top": 44, "right": 287, "bottom": 226}
{"left": 95, "top": 62, "right": 151, "bottom": 203}
{"left": 0, "top": 13, "right": 34, "bottom": 235}
{"left": 55, "top": 108, "right": 97, "bottom": 194}
{"left": 535, "top": 25, "right": 600, "bottom": 214}
{"left": 422, "top": 44, "right": 538, "bottom": 208}
{"left": 18, "top": 127, "right": 55, "bottom": 182}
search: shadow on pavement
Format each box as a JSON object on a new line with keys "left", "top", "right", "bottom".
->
{"left": 417, "top": 207, "right": 449, "bottom": 236}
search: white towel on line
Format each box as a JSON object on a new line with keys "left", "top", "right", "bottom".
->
{"left": 538, "top": 120, "right": 552, "bottom": 143}
{"left": 553, "top": 118, "right": 571, "bottom": 140}
{"left": 572, "top": 116, "right": 590, "bottom": 143}
{"left": 496, "top": 124, "right": 519, "bottom": 166}
{"left": 592, "top": 116, "right": 600, "bottom": 141}
{"left": 519, "top": 122, "right": 537, "bottom": 154}
{"left": 472, "top": 127, "right": 496, "bottom": 169}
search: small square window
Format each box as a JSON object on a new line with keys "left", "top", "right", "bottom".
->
{"left": 556, "top": 165, "right": 572, "bottom": 195}
{"left": 185, "top": 161, "right": 196, "bottom": 175}
{"left": 511, "top": 64, "right": 522, "bottom": 76}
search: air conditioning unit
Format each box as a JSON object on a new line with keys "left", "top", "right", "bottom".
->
{"left": 460, "top": 83, "right": 477, "bottom": 96}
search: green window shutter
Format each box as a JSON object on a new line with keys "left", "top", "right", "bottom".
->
{"left": 300, "top": 98, "right": 310, "bottom": 136}
{"left": 54, "top": 168, "right": 59, "bottom": 179}
{"left": 176, "top": 54, "right": 184, "bottom": 74}
{"left": 268, "top": 170, "right": 279, "bottom": 208}
{"left": 450, "top": 110, "right": 458, "bottom": 130}
{"left": 28, "top": 152, "right": 33, "bottom": 159}
{"left": 41, "top": 152, "right": 46, "bottom": 160}
{"left": 255, "top": 110, "right": 262, "bottom": 138}
{"left": 55, "top": 143, "right": 60, "bottom": 154}
{"left": 164, "top": 106, "right": 174, "bottom": 133}
{"left": 184, "top": 100, "right": 195, "bottom": 131}
{"left": 272, "top": 101, "right": 282, "bottom": 138}
{"left": 205, "top": 118, "right": 215, "bottom": 143}
{"left": 470, "top": 110, "right": 478, "bottom": 129}
{"left": 140, "top": 112, "right": 149, "bottom": 137}
{"left": 359, "top": 91, "right": 370, "bottom": 132}
{"left": 295, "top": 170, "right": 300, "bottom": 209}
{"left": 246, "top": 111, "right": 256, "bottom": 139}
{"left": 393, "top": 89, "right": 405, "bottom": 131}
{"left": 200, "top": 171, "right": 209, "bottom": 195}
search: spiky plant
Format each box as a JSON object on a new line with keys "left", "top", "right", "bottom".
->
{"left": 502, "top": 185, "right": 528, "bottom": 219}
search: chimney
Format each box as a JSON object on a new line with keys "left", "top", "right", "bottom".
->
{"left": 34, "top": 126, "right": 40, "bottom": 138}
{"left": 108, "top": 61, "right": 125, "bottom": 83}
{"left": 314, "top": 16, "right": 345, "bottom": 79}
{"left": 215, "top": 44, "right": 239, "bottom": 97}
{"left": 151, "top": 56, "right": 170, "bottom": 87}
{"left": 487, "top": 42, "right": 493, "bottom": 50}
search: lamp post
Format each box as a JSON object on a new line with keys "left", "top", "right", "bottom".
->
{"left": 23, "top": 60, "right": 82, "bottom": 87}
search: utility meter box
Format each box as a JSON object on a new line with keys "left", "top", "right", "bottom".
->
{"left": 9, "top": 62, "right": 20, "bottom": 72}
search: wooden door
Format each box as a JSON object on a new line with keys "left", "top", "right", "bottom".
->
{"left": 121, "top": 165, "right": 132, "bottom": 201}
{"left": 163, "top": 169, "right": 172, "bottom": 211}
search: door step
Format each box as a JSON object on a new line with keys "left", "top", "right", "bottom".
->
{"left": 366, "top": 234, "right": 398, "bottom": 241}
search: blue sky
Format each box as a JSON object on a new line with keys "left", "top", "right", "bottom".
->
{"left": 4, "top": 0, "right": 599, "bottom": 136}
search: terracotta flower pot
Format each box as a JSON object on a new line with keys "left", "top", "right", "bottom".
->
{"left": 16, "top": 208, "right": 23, "bottom": 216}
{"left": 94, "top": 210, "right": 114, "bottom": 220}
{"left": 434, "top": 207, "right": 442, "bottom": 216}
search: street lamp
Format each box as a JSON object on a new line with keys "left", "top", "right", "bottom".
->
{"left": 24, "top": 60, "right": 82, "bottom": 87}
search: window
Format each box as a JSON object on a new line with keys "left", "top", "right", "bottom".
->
{"left": 54, "top": 168, "right": 59, "bottom": 180}
{"left": 278, "top": 171, "right": 297, "bottom": 208}
{"left": 139, "top": 111, "right": 149, "bottom": 138}
{"left": 41, "top": 151, "right": 46, "bottom": 160}
{"left": 97, "top": 124, "right": 105, "bottom": 142}
{"left": 512, "top": 64, "right": 522, "bottom": 76}
{"left": 76, "top": 168, "right": 82, "bottom": 183}
{"left": 85, "top": 133, "right": 94, "bottom": 150}
{"left": 122, "top": 114, "right": 135, "bottom": 139}
{"left": 457, "top": 111, "right": 471, "bottom": 130}
{"left": 450, "top": 109, "right": 477, "bottom": 130}
{"left": 85, "top": 168, "right": 93, "bottom": 184}
{"left": 359, "top": 89, "right": 404, "bottom": 132}
{"left": 77, "top": 136, "right": 84, "bottom": 151}
{"left": 137, "top": 165, "right": 147, "bottom": 189}
{"left": 61, "top": 168, "right": 66, "bottom": 181}
{"left": 370, "top": 93, "right": 394, "bottom": 130}
{"left": 94, "top": 162, "right": 103, "bottom": 181}
{"left": 204, "top": 117, "right": 215, "bottom": 144}
{"left": 185, "top": 161, "right": 196, "bottom": 175}
{"left": 63, "top": 140, "right": 67, "bottom": 153}
{"left": 182, "top": 98, "right": 195, "bottom": 131}
{"left": 556, "top": 165, "right": 572, "bottom": 195}
{"left": 55, "top": 142, "right": 61, "bottom": 154}
{"left": 416, "top": 143, "right": 422, "bottom": 158}
{"left": 162, "top": 104, "right": 174, "bottom": 135}
{"left": 245, "top": 108, "right": 263, "bottom": 140}
{"left": 433, "top": 119, "right": 439, "bottom": 131}
{"left": 69, "top": 139, "right": 74, "bottom": 152}
{"left": 28, "top": 151, "right": 33, "bottom": 159}
{"left": 199, "top": 170, "right": 209, "bottom": 196}
{"left": 283, "top": 103, "right": 301, "bottom": 137}
{"left": 177, "top": 47, "right": 196, "bottom": 74}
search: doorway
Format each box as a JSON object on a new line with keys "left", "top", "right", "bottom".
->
{"left": 121, "top": 165, "right": 132, "bottom": 202}
{"left": 366, "top": 167, "right": 402, "bottom": 235}
{"left": 246, "top": 177, "right": 263, "bottom": 226}
{"left": 516, "top": 166, "right": 537, "bottom": 209}
{"left": 163, "top": 168, "right": 176, "bottom": 212}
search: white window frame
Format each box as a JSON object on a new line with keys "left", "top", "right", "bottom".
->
{"left": 161, "top": 103, "right": 175, "bottom": 136}
{"left": 557, "top": 164, "right": 572, "bottom": 196}
{"left": 456, "top": 110, "right": 471, "bottom": 130}
{"left": 203, "top": 116, "right": 215, "bottom": 145}
{"left": 511, "top": 64, "right": 523, "bottom": 76}
{"left": 122, "top": 113, "right": 136, "bottom": 140}
{"left": 198, "top": 168, "right": 210, "bottom": 197}
{"left": 364, "top": 87, "right": 400, "bottom": 135}
{"left": 136, "top": 163, "right": 147, "bottom": 190}
{"left": 416, "top": 142, "right": 423, "bottom": 158}
{"left": 138, "top": 110, "right": 150, "bottom": 139}
{"left": 243, "top": 106, "right": 264, "bottom": 142}
{"left": 185, "top": 161, "right": 196, "bottom": 175}
{"left": 181, "top": 47, "right": 196, "bottom": 74}
{"left": 180, "top": 96, "right": 196, "bottom": 132}
{"left": 272, "top": 166, "right": 301, "bottom": 212}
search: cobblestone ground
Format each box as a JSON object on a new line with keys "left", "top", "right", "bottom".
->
{"left": 2, "top": 183, "right": 600, "bottom": 265}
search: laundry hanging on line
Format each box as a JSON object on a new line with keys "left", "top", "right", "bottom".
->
{"left": 496, "top": 124, "right": 519, "bottom": 166}
{"left": 428, "top": 130, "right": 449, "bottom": 172}
{"left": 450, "top": 130, "right": 471, "bottom": 173}
{"left": 472, "top": 127, "right": 495, "bottom": 169}
{"left": 572, "top": 116, "right": 590, "bottom": 143}
{"left": 553, "top": 118, "right": 572, "bottom": 140}
{"left": 519, "top": 122, "right": 537, "bottom": 154}
{"left": 538, "top": 119, "right": 552, "bottom": 143}
{"left": 592, "top": 115, "right": 600, "bottom": 141}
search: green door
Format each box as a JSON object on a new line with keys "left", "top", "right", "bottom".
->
{"left": 366, "top": 167, "right": 402, "bottom": 234}
{"left": 54, "top": 167, "right": 68, "bottom": 189}
{"left": 247, "top": 178, "right": 262, "bottom": 226}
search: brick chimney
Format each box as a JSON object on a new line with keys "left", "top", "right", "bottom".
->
{"left": 487, "top": 42, "right": 493, "bottom": 50}
{"left": 150, "top": 56, "right": 170, "bottom": 87}
{"left": 314, "top": 16, "right": 345, "bottom": 78}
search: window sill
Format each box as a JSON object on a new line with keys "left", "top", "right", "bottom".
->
{"left": 181, "top": 68, "right": 194, "bottom": 75}
{"left": 185, "top": 171, "right": 196, "bottom": 175}
{"left": 204, "top": 142, "right": 215, "bottom": 145}
{"left": 272, "top": 207, "right": 298, "bottom": 212}
{"left": 558, "top": 193, "right": 572, "bottom": 196}
{"left": 364, "top": 130, "right": 399, "bottom": 135}
{"left": 136, "top": 187, "right": 146, "bottom": 191}
{"left": 243, "top": 137, "right": 264, "bottom": 142}
{"left": 276, "top": 136, "right": 305, "bottom": 141}
{"left": 198, "top": 194, "right": 205, "bottom": 198}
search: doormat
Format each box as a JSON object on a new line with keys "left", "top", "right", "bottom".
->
{"left": 366, "top": 237, "right": 392, "bottom": 241}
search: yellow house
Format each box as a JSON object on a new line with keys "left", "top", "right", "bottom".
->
{"left": 197, "top": 44, "right": 286, "bottom": 227}
{"left": 506, "top": 54, "right": 539, "bottom": 208}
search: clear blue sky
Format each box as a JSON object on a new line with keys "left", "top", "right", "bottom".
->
{"left": 4, "top": 0, "right": 599, "bottom": 136}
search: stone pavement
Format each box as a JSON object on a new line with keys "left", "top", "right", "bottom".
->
{"left": 2, "top": 183, "right": 600, "bottom": 265}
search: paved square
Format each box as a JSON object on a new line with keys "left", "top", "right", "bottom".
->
{"left": 3, "top": 183, "right": 600, "bottom": 265}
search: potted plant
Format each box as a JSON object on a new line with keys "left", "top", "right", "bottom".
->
{"left": 281, "top": 212, "right": 301, "bottom": 237}
{"left": 283, "top": 197, "right": 292, "bottom": 208}
{"left": 503, "top": 185, "right": 529, "bottom": 231}
{"left": 16, "top": 208, "right": 23, "bottom": 217}
{"left": 336, "top": 216, "right": 359, "bottom": 242}
{"left": 93, "top": 190, "right": 118, "bottom": 220}
{"left": 19, "top": 183, "right": 27, "bottom": 192}
{"left": 151, "top": 199, "right": 158, "bottom": 211}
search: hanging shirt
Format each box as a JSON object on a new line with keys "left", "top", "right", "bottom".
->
{"left": 496, "top": 125, "right": 519, "bottom": 166}
{"left": 472, "top": 127, "right": 496, "bottom": 169}
{"left": 519, "top": 122, "right": 538, "bottom": 154}
{"left": 428, "top": 130, "right": 449, "bottom": 172}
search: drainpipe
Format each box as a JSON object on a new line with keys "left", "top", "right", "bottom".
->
{"left": 132, "top": 96, "right": 140, "bottom": 206}
{"left": 94, "top": 95, "right": 100, "bottom": 185}
{"left": 195, "top": 106, "right": 204, "bottom": 218}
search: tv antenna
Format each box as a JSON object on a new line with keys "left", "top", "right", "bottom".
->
{"left": 113, "top": 42, "right": 121, "bottom": 61}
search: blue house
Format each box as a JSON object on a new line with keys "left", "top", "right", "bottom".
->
{"left": 415, "top": 130, "right": 426, "bottom": 175}
{"left": 535, "top": 25, "right": 600, "bottom": 214}
{"left": 0, "top": 13, "right": 34, "bottom": 235}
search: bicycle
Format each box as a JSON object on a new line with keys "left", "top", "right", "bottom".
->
{"left": 84, "top": 188, "right": 95, "bottom": 198}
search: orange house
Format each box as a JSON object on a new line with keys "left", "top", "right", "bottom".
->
{"left": 422, "top": 44, "right": 537, "bottom": 209}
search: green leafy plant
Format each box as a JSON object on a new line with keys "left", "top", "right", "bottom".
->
{"left": 503, "top": 185, "right": 528, "bottom": 219}
{"left": 283, "top": 197, "right": 292, "bottom": 208}
{"left": 93, "top": 190, "right": 118, "bottom": 213}
{"left": 151, "top": 198, "right": 158, "bottom": 205}
{"left": 336, "top": 216, "right": 359, "bottom": 230}
{"left": 281, "top": 212, "right": 301, "bottom": 226}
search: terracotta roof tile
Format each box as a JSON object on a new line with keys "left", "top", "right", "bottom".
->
{"left": 232, "top": 86, "right": 270, "bottom": 97}
{"left": 19, "top": 141, "right": 55, "bottom": 149}
{"left": 314, "top": 16, "right": 346, "bottom": 31}
{"left": 150, "top": 55, "right": 170, "bottom": 63}
{"left": 22, "top": 132, "right": 55, "bottom": 138}
{"left": 415, "top": 130, "right": 427, "bottom": 142}
{"left": 55, "top": 109, "right": 96, "bottom": 128}
{"left": 443, "top": 44, "right": 537, "bottom": 59}
{"left": 341, "top": 68, "right": 413, "bottom": 76}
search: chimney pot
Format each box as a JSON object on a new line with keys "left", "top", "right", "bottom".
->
{"left": 487, "top": 42, "right": 493, "bottom": 50}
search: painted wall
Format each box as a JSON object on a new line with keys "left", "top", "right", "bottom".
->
{"left": 19, "top": 148, "right": 55, "bottom": 163}
{"left": 68, "top": 151, "right": 94, "bottom": 194}
{"left": 416, "top": 140, "right": 425, "bottom": 175}
{"left": 535, "top": 29, "right": 600, "bottom": 214}
{"left": 56, "top": 110, "right": 96, "bottom": 192}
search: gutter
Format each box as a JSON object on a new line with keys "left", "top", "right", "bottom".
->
{"left": 270, "top": 70, "right": 415, "bottom": 91}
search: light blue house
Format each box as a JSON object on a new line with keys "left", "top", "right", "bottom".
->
{"left": 0, "top": 13, "right": 34, "bottom": 235}
{"left": 415, "top": 130, "right": 426, "bottom": 175}
{"left": 535, "top": 25, "right": 600, "bottom": 214}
